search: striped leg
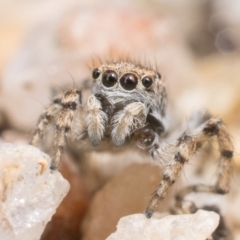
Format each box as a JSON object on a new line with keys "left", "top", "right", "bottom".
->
{"left": 174, "top": 185, "right": 216, "bottom": 213}
{"left": 50, "top": 89, "right": 81, "bottom": 170}
{"left": 111, "top": 102, "right": 147, "bottom": 146}
{"left": 86, "top": 95, "right": 107, "bottom": 146}
{"left": 30, "top": 96, "right": 62, "bottom": 146}
{"left": 144, "top": 118, "right": 233, "bottom": 218}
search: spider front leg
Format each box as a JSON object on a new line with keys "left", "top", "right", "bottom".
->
{"left": 86, "top": 95, "right": 107, "bottom": 146}
{"left": 145, "top": 118, "right": 233, "bottom": 218}
{"left": 30, "top": 89, "right": 81, "bottom": 170}
{"left": 111, "top": 102, "right": 147, "bottom": 146}
{"left": 51, "top": 89, "right": 81, "bottom": 170}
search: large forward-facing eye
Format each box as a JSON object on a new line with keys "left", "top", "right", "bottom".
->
{"left": 119, "top": 73, "right": 138, "bottom": 91}
{"left": 102, "top": 70, "right": 118, "bottom": 87}
{"left": 142, "top": 76, "right": 153, "bottom": 88}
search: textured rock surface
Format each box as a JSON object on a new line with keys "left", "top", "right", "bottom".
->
{"left": 0, "top": 143, "right": 70, "bottom": 240}
{"left": 107, "top": 210, "right": 220, "bottom": 240}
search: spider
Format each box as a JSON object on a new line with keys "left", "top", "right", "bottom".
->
{"left": 30, "top": 60, "right": 233, "bottom": 218}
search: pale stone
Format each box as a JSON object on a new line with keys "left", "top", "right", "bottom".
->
{"left": 106, "top": 210, "right": 220, "bottom": 240}
{"left": 0, "top": 143, "right": 70, "bottom": 240}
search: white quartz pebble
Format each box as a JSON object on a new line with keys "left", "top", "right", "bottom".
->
{"left": 0, "top": 143, "right": 70, "bottom": 240}
{"left": 107, "top": 210, "right": 219, "bottom": 240}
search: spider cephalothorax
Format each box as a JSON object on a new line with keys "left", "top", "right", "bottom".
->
{"left": 30, "top": 59, "right": 233, "bottom": 218}
{"left": 88, "top": 61, "right": 166, "bottom": 148}
{"left": 92, "top": 61, "right": 165, "bottom": 106}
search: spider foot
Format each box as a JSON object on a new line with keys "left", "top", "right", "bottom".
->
{"left": 111, "top": 130, "right": 126, "bottom": 147}
{"left": 144, "top": 210, "right": 153, "bottom": 219}
{"left": 89, "top": 136, "right": 102, "bottom": 147}
{"left": 50, "top": 164, "right": 58, "bottom": 171}
{"left": 144, "top": 194, "right": 160, "bottom": 218}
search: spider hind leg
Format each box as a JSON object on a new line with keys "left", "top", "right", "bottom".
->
{"left": 144, "top": 116, "right": 233, "bottom": 218}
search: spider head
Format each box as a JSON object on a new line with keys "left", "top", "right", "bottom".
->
{"left": 92, "top": 61, "right": 166, "bottom": 115}
{"left": 91, "top": 61, "right": 165, "bottom": 107}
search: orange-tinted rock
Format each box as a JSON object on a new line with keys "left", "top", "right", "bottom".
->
{"left": 82, "top": 163, "right": 176, "bottom": 240}
{"left": 41, "top": 155, "right": 90, "bottom": 240}
{"left": 1, "top": 129, "right": 29, "bottom": 144}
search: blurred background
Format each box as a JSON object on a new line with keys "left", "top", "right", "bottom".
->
{"left": 0, "top": 0, "right": 240, "bottom": 239}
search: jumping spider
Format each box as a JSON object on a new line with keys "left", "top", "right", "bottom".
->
{"left": 30, "top": 60, "right": 233, "bottom": 218}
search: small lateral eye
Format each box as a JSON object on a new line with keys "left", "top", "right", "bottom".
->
{"left": 156, "top": 72, "right": 162, "bottom": 79}
{"left": 92, "top": 68, "right": 101, "bottom": 79}
{"left": 120, "top": 73, "right": 138, "bottom": 91}
{"left": 142, "top": 76, "right": 153, "bottom": 88}
{"left": 102, "top": 70, "right": 118, "bottom": 87}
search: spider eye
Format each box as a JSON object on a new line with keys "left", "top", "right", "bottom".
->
{"left": 102, "top": 70, "right": 118, "bottom": 87}
{"left": 120, "top": 73, "right": 138, "bottom": 91}
{"left": 92, "top": 68, "right": 101, "bottom": 79}
{"left": 142, "top": 76, "right": 153, "bottom": 88}
{"left": 156, "top": 72, "right": 162, "bottom": 79}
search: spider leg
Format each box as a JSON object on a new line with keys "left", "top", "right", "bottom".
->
{"left": 174, "top": 184, "right": 217, "bottom": 213}
{"left": 30, "top": 96, "right": 62, "bottom": 146}
{"left": 86, "top": 95, "right": 107, "bottom": 146}
{"left": 111, "top": 102, "right": 147, "bottom": 146}
{"left": 50, "top": 89, "right": 81, "bottom": 170}
{"left": 144, "top": 117, "right": 233, "bottom": 218}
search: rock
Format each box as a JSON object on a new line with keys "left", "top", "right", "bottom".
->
{"left": 1, "top": 129, "right": 29, "bottom": 144}
{"left": 79, "top": 149, "right": 149, "bottom": 193}
{"left": 0, "top": 143, "right": 70, "bottom": 240}
{"left": 40, "top": 154, "right": 90, "bottom": 240}
{"left": 212, "top": 0, "right": 240, "bottom": 53}
{"left": 82, "top": 163, "right": 176, "bottom": 240}
{"left": 106, "top": 210, "right": 220, "bottom": 240}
